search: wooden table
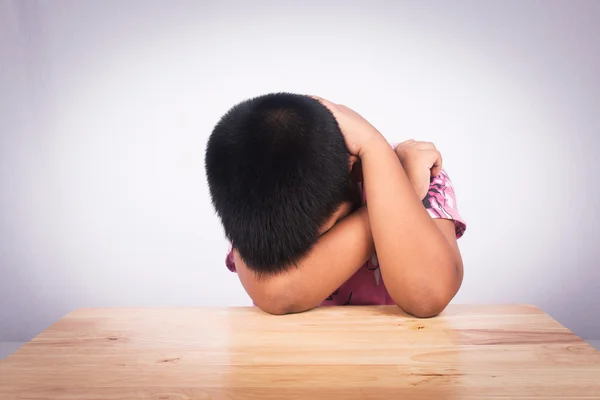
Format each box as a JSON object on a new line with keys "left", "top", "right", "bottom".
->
{"left": 1, "top": 305, "right": 599, "bottom": 399}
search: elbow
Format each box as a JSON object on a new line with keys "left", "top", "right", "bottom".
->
{"left": 394, "top": 277, "right": 457, "bottom": 318}
{"left": 258, "top": 299, "right": 296, "bottom": 316}
{"left": 400, "top": 283, "right": 454, "bottom": 318}
{"left": 253, "top": 291, "right": 297, "bottom": 316}
{"left": 259, "top": 300, "right": 313, "bottom": 316}
{"left": 401, "top": 300, "right": 447, "bottom": 318}
{"left": 237, "top": 254, "right": 315, "bottom": 315}
{"left": 252, "top": 282, "right": 311, "bottom": 316}
{"left": 401, "top": 260, "right": 461, "bottom": 318}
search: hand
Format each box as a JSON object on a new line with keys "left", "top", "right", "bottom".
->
{"left": 310, "top": 95, "right": 384, "bottom": 156}
{"left": 395, "top": 140, "right": 442, "bottom": 200}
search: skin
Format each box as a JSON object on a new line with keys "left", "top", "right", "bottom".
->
{"left": 233, "top": 97, "right": 463, "bottom": 317}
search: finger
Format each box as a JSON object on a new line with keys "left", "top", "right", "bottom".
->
{"left": 397, "top": 139, "right": 415, "bottom": 147}
{"left": 430, "top": 150, "right": 443, "bottom": 177}
{"left": 308, "top": 95, "right": 337, "bottom": 110}
{"left": 415, "top": 141, "right": 436, "bottom": 150}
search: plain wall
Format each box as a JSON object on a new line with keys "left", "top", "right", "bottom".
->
{"left": 1, "top": 0, "right": 599, "bottom": 341}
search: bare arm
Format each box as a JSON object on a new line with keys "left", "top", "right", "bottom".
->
{"left": 311, "top": 96, "right": 463, "bottom": 318}
{"left": 360, "top": 137, "right": 462, "bottom": 317}
{"left": 233, "top": 207, "right": 374, "bottom": 315}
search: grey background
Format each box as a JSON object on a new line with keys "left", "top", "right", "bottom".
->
{"left": 1, "top": 0, "right": 599, "bottom": 345}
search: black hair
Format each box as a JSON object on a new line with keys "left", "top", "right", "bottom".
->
{"left": 205, "top": 92, "right": 351, "bottom": 275}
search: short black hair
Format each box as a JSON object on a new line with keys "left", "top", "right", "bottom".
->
{"left": 205, "top": 93, "right": 351, "bottom": 275}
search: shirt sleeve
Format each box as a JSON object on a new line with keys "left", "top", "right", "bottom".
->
{"left": 422, "top": 169, "right": 467, "bottom": 239}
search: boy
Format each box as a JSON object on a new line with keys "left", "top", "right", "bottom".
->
{"left": 205, "top": 93, "right": 466, "bottom": 317}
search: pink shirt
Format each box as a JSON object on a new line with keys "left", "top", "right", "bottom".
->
{"left": 225, "top": 168, "right": 466, "bottom": 306}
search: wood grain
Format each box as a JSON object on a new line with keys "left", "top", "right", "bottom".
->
{"left": 0, "top": 305, "right": 598, "bottom": 399}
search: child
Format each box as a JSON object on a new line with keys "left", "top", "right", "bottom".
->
{"left": 205, "top": 93, "right": 466, "bottom": 317}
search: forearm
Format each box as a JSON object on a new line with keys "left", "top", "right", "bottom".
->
{"left": 235, "top": 207, "right": 374, "bottom": 314}
{"left": 360, "top": 138, "right": 457, "bottom": 316}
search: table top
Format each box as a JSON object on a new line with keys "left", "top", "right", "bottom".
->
{"left": 1, "top": 305, "right": 599, "bottom": 399}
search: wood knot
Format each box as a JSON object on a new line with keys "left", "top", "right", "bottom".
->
{"left": 159, "top": 357, "right": 181, "bottom": 364}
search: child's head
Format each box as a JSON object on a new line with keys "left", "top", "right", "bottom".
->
{"left": 206, "top": 93, "right": 355, "bottom": 275}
